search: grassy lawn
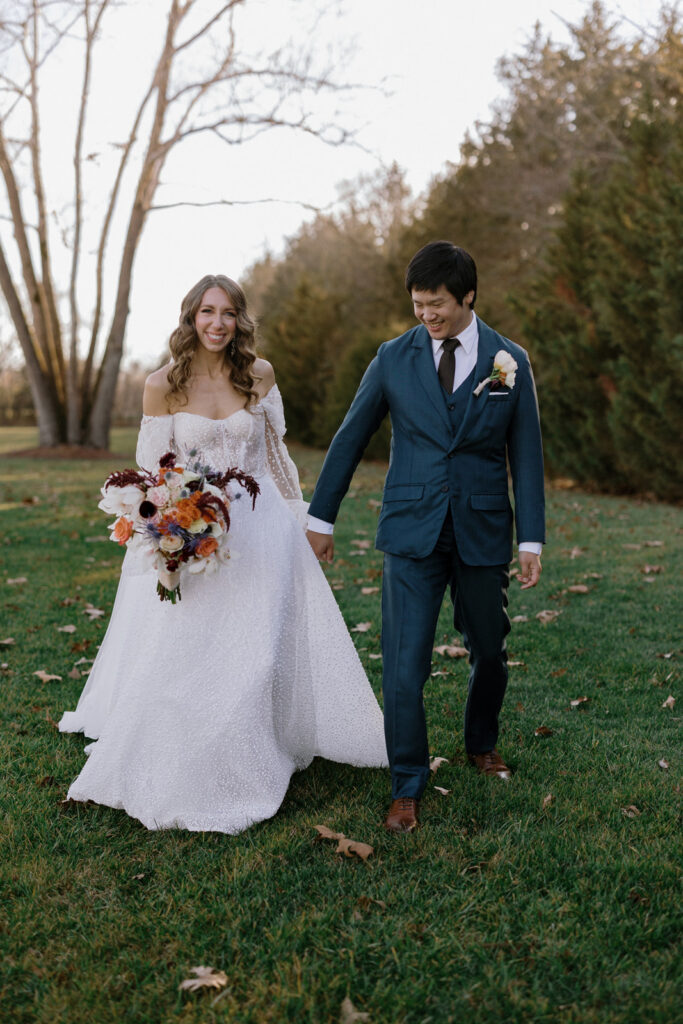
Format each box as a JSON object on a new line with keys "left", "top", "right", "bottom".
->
{"left": 1, "top": 426, "right": 681, "bottom": 1023}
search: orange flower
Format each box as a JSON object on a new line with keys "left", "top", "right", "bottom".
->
{"left": 112, "top": 517, "right": 133, "bottom": 545}
{"left": 196, "top": 536, "right": 218, "bottom": 558}
{"left": 173, "top": 494, "right": 201, "bottom": 529}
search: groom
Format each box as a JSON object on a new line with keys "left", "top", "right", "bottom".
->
{"left": 306, "top": 241, "right": 545, "bottom": 833}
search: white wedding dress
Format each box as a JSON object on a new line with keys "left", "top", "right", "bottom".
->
{"left": 59, "top": 386, "right": 388, "bottom": 832}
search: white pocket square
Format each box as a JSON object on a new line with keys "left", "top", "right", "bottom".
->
{"left": 488, "top": 391, "right": 510, "bottom": 397}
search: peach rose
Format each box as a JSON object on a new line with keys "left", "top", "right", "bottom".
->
{"left": 196, "top": 536, "right": 218, "bottom": 558}
{"left": 112, "top": 517, "right": 134, "bottom": 545}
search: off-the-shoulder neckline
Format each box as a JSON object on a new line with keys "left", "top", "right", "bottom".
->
{"left": 141, "top": 383, "right": 280, "bottom": 423}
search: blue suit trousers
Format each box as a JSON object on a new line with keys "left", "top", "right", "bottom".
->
{"left": 381, "top": 509, "right": 511, "bottom": 799}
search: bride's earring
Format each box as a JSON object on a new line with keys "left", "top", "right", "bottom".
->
{"left": 230, "top": 339, "right": 236, "bottom": 358}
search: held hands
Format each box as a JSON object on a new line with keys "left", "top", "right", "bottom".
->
{"left": 518, "top": 551, "right": 542, "bottom": 590}
{"left": 306, "top": 530, "right": 335, "bottom": 564}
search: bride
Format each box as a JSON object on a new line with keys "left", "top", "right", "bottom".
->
{"left": 59, "top": 274, "right": 388, "bottom": 832}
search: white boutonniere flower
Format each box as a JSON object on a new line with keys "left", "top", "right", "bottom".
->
{"left": 474, "top": 350, "right": 518, "bottom": 396}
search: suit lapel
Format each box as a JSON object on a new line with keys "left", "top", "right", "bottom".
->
{"left": 450, "top": 317, "right": 500, "bottom": 451}
{"left": 410, "top": 325, "right": 452, "bottom": 433}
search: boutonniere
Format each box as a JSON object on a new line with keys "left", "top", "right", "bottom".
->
{"left": 473, "top": 350, "right": 517, "bottom": 397}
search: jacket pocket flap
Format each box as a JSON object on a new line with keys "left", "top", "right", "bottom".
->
{"left": 470, "top": 493, "right": 509, "bottom": 511}
{"left": 383, "top": 484, "right": 425, "bottom": 502}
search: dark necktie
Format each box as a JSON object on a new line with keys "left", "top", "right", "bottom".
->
{"left": 437, "top": 338, "right": 460, "bottom": 393}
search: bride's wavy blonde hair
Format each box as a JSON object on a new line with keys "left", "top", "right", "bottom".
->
{"left": 166, "top": 274, "right": 259, "bottom": 409}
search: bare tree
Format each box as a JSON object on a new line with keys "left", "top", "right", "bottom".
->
{"left": 0, "top": 0, "right": 356, "bottom": 447}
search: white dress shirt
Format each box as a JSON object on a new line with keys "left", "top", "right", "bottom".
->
{"left": 307, "top": 313, "right": 542, "bottom": 555}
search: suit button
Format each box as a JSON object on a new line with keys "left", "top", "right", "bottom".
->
{"left": 441, "top": 485, "right": 449, "bottom": 493}
{"left": 448, "top": 404, "right": 455, "bottom": 410}
{"left": 448, "top": 452, "right": 455, "bottom": 459}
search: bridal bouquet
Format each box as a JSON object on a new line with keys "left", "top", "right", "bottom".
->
{"left": 99, "top": 451, "right": 260, "bottom": 603}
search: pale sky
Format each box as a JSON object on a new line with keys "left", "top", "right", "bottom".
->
{"left": 1, "top": 0, "right": 671, "bottom": 365}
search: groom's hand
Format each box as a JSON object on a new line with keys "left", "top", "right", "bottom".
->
{"left": 518, "top": 551, "right": 542, "bottom": 590}
{"left": 307, "top": 530, "right": 335, "bottom": 563}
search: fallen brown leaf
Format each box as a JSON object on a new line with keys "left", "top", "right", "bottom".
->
{"left": 340, "top": 996, "right": 370, "bottom": 1024}
{"left": 570, "top": 696, "right": 589, "bottom": 708}
{"left": 368, "top": 653, "right": 382, "bottom": 660}
{"left": 430, "top": 756, "right": 449, "bottom": 773}
{"left": 357, "top": 895, "right": 386, "bottom": 911}
{"left": 662, "top": 695, "right": 675, "bottom": 710}
{"left": 621, "top": 805, "right": 641, "bottom": 818}
{"left": 0, "top": 638, "right": 15, "bottom": 647}
{"left": 643, "top": 540, "right": 664, "bottom": 547}
{"left": 314, "top": 824, "right": 344, "bottom": 841}
{"left": 178, "top": 966, "right": 228, "bottom": 993}
{"left": 56, "top": 625, "right": 77, "bottom": 634}
{"left": 360, "top": 587, "right": 379, "bottom": 595}
{"left": 508, "top": 660, "right": 525, "bottom": 667}
{"left": 641, "top": 564, "right": 664, "bottom": 575}
{"left": 551, "top": 668, "right": 567, "bottom": 677}
{"left": 569, "top": 546, "right": 584, "bottom": 559}
{"left": 351, "top": 622, "right": 372, "bottom": 633}
{"left": 33, "top": 670, "right": 62, "bottom": 683}
{"left": 542, "top": 793, "right": 554, "bottom": 809}
{"left": 36, "top": 775, "right": 55, "bottom": 787}
{"left": 568, "top": 584, "right": 590, "bottom": 594}
{"left": 336, "top": 838, "right": 374, "bottom": 861}
{"left": 628, "top": 889, "right": 650, "bottom": 905}
{"left": 350, "top": 539, "right": 371, "bottom": 549}
{"left": 434, "top": 644, "right": 468, "bottom": 657}
{"left": 511, "top": 614, "right": 528, "bottom": 623}
{"left": 68, "top": 667, "right": 82, "bottom": 680}
{"left": 658, "top": 759, "right": 669, "bottom": 770}
{"left": 534, "top": 726, "right": 554, "bottom": 737}
{"left": 536, "top": 609, "right": 561, "bottom": 624}
{"left": 622, "top": 543, "right": 641, "bottom": 550}
{"left": 656, "top": 652, "right": 674, "bottom": 660}
{"left": 60, "top": 597, "right": 78, "bottom": 606}
{"left": 83, "top": 604, "right": 105, "bottom": 619}
{"left": 434, "top": 786, "right": 450, "bottom": 795}
{"left": 313, "top": 825, "right": 374, "bottom": 862}
{"left": 430, "top": 670, "right": 447, "bottom": 677}
{"left": 7, "top": 577, "right": 28, "bottom": 585}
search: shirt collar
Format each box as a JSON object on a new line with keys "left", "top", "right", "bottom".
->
{"left": 431, "top": 312, "right": 478, "bottom": 358}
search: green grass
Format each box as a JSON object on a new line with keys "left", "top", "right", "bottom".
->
{"left": 1, "top": 426, "right": 681, "bottom": 1024}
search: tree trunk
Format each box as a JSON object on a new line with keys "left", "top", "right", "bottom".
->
{"left": 0, "top": 245, "right": 62, "bottom": 444}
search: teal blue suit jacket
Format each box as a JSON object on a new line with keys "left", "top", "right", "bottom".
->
{"left": 308, "top": 317, "right": 545, "bottom": 565}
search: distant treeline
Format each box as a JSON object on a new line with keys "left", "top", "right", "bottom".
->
{"left": 245, "top": 4, "right": 682, "bottom": 502}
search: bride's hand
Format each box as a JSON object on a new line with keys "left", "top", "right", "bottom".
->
{"left": 306, "top": 530, "right": 334, "bottom": 564}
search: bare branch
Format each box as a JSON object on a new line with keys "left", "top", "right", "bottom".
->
{"left": 67, "top": 0, "right": 112, "bottom": 440}
{"left": 172, "top": 0, "right": 243, "bottom": 56}
{"left": 150, "top": 195, "right": 333, "bottom": 213}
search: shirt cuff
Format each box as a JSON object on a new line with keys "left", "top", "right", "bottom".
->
{"left": 518, "top": 542, "right": 543, "bottom": 556}
{"left": 307, "top": 514, "right": 334, "bottom": 535}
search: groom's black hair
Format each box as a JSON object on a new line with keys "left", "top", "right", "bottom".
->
{"left": 405, "top": 241, "right": 477, "bottom": 308}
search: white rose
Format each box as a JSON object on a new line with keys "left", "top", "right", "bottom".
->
{"left": 159, "top": 534, "right": 184, "bottom": 553}
{"left": 188, "top": 519, "right": 207, "bottom": 534}
{"left": 505, "top": 369, "right": 517, "bottom": 389}
{"left": 181, "top": 470, "right": 201, "bottom": 485}
{"left": 494, "top": 350, "right": 517, "bottom": 374}
{"left": 98, "top": 483, "right": 143, "bottom": 516}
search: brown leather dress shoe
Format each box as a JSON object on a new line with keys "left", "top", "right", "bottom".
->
{"left": 384, "top": 797, "right": 420, "bottom": 833}
{"left": 467, "top": 749, "right": 512, "bottom": 780}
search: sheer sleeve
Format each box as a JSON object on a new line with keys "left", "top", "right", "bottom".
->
{"left": 135, "top": 415, "right": 175, "bottom": 470}
{"left": 261, "top": 386, "right": 309, "bottom": 528}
